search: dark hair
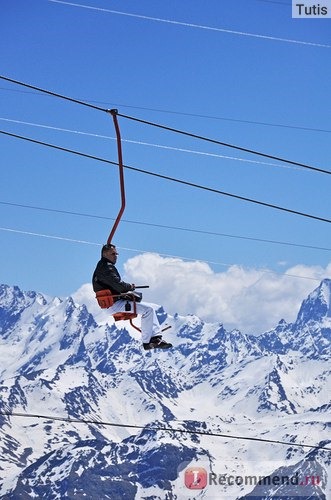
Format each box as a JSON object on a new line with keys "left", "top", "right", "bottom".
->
{"left": 101, "top": 243, "right": 115, "bottom": 255}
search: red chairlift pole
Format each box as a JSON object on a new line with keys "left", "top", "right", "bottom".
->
{"left": 101, "top": 110, "right": 170, "bottom": 335}
{"left": 107, "top": 109, "right": 125, "bottom": 245}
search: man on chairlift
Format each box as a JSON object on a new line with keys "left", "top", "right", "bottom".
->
{"left": 93, "top": 244, "right": 172, "bottom": 350}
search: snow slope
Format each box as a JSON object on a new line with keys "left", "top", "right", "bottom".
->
{"left": 0, "top": 280, "right": 330, "bottom": 499}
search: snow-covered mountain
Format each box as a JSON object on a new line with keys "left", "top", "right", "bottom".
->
{"left": 0, "top": 279, "right": 330, "bottom": 499}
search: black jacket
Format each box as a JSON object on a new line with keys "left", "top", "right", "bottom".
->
{"left": 92, "top": 257, "right": 132, "bottom": 296}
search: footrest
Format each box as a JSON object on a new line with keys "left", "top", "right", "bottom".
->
{"left": 113, "top": 312, "right": 137, "bottom": 321}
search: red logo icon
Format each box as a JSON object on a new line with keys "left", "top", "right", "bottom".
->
{"left": 184, "top": 466, "right": 207, "bottom": 489}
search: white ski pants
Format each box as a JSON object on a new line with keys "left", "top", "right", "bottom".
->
{"left": 109, "top": 300, "right": 161, "bottom": 343}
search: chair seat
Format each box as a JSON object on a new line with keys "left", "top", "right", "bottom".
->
{"left": 113, "top": 312, "right": 138, "bottom": 322}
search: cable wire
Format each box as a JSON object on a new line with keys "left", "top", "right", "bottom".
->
{"left": 2, "top": 411, "right": 330, "bottom": 452}
{"left": 1, "top": 75, "right": 330, "bottom": 176}
{"left": 0, "top": 226, "right": 327, "bottom": 282}
{"left": 2, "top": 87, "right": 330, "bottom": 134}
{"left": 48, "top": 0, "right": 331, "bottom": 49}
{"left": 1, "top": 129, "right": 330, "bottom": 224}
{"left": 117, "top": 112, "right": 331, "bottom": 176}
{"left": 0, "top": 76, "right": 106, "bottom": 112}
{"left": 1, "top": 200, "right": 331, "bottom": 252}
{"left": 0, "top": 117, "right": 307, "bottom": 172}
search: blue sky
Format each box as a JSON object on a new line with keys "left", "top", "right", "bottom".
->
{"left": 1, "top": 0, "right": 330, "bottom": 333}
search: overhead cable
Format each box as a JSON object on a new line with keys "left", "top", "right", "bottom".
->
{"left": 1, "top": 129, "right": 330, "bottom": 224}
{"left": 2, "top": 411, "right": 330, "bottom": 452}
{"left": 0, "top": 226, "right": 327, "bottom": 282}
{"left": 48, "top": 0, "right": 331, "bottom": 49}
{"left": 0, "top": 75, "right": 330, "bottom": 176}
{"left": 1, "top": 200, "right": 330, "bottom": 252}
{"left": 1, "top": 87, "right": 330, "bottom": 134}
{"left": 117, "top": 112, "right": 331, "bottom": 176}
{"left": 0, "top": 75, "right": 106, "bottom": 112}
{"left": 0, "top": 117, "right": 306, "bottom": 172}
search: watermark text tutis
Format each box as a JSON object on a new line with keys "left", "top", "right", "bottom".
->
{"left": 292, "top": 1, "right": 331, "bottom": 18}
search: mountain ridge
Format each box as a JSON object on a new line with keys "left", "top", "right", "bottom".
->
{"left": 0, "top": 279, "right": 330, "bottom": 498}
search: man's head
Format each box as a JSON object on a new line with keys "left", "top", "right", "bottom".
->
{"left": 102, "top": 244, "right": 118, "bottom": 263}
